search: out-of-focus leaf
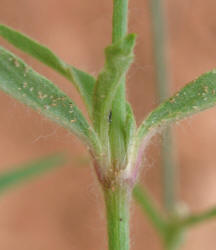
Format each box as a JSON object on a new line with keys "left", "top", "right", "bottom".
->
{"left": 137, "top": 70, "right": 216, "bottom": 144}
{"left": 93, "top": 34, "right": 136, "bottom": 147}
{"left": 0, "top": 24, "right": 95, "bottom": 115}
{"left": 180, "top": 207, "right": 216, "bottom": 228}
{"left": 133, "top": 185, "right": 167, "bottom": 234}
{"left": 0, "top": 46, "right": 99, "bottom": 149}
{"left": 0, "top": 154, "right": 65, "bottom": 193}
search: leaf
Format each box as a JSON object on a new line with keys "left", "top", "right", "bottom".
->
{"left": 0, "top": 46, "right": 99, "bottom": 149}
{"left": 0, "top": 154, "right": 65, "bottom": 194}
{"left": 137, "top": 70, "right": 216, "bottom": 144}
{"left": 0, "top": 24, "right": 95, "bottom": 115}
{"left": 125, "top": 103, "right": 136, "bottom": 159}
{"left": 69, "top": 67, "right": 95, "bottom": 115}
{"left": 93, "top": 34, "right": 136, "bottom": 145}
{"left": 133, "top": 185, "right": 167, "bottom": 234}
{"left": 180, "top": 207, "right": 216, "bottom": 228}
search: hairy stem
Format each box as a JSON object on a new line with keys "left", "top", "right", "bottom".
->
{"left": 103, "top": 1, "right": 131, "bottom": 249}
{"left": 104, "top": 187, "right": 130, "bottom": 250}
{"left": 112, "top": 0, "right": 129, "bottom": 42}
{"left": 109, "top": 0, "right": 129, "bottom": 163}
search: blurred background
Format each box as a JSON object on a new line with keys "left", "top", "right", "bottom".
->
{"left": 0, "top": 0, "right": 216, "bottom": 249}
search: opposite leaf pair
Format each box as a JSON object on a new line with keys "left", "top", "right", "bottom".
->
{"left": 1, "top": 24, "right": 216, "bottom": 189}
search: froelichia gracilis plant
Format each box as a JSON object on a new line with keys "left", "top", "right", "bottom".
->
{"left": 1, "top": 1, "right": 216, "bottom": 249}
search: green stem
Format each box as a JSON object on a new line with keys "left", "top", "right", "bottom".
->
{"left": 109, "top": 0, "right": 129, "bottom": 164}
{"left": 112, "top": 0, "right": 129, "bottom": 43}
{"left": 162, "top": 129, "right": 177, "bottom": 213}
{"left": 150, "top": 0, "right": 177, "bottom": 213}
{"left": 104, "top": 187, "right": 130, "bottom": 250}
{"left": 164, "top": 228, "right": 185, "bottom": 250}
{"left": 150, "top": 0, "right": 168, "bottom": 102}
{"left": 104, "top": 1, "right": 131, "bottom": 249}
{"left": 165, "top": 239, "right": 183, "bottom": 250}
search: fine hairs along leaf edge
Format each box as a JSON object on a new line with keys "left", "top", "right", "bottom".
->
{"left": 0, "top": 24, "right": 96, "bottom": 118}
{"left": 2, "top": 24, "right": 216, "bottom": 186}
{"left": 2, "top": 24, "right": 216, "bottom": 184}
{"left": 125, "top": 70, "right": 216, "bottom": 181}
{"left": 0, "top": 46, "right": 101, "bottom": 154}
{"left": 138, "top": 70, "right": 216, "bottom": 141}
{"left": 0, "top": 24, "right": 136, "bottom": 165}
{"left": 1, "top": 18, "right": 216, "bottom": 250}
{"left": 0, "top": 24, "right": 137, "bottom": 168}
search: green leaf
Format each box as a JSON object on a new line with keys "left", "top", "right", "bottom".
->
{"left": 180, "top": 207, "right": 216, "bottom": 228}
{"left": 0, "top": 154, "right": 65, "bottom": 194}
{"left": 0, "top": 24, "right": 95, "bottom": 115}
{"left": 125, "top": 103, "right": 136, "bottom": 159}
{"left": 137, "top": 70, "right": 216, "bottom": 144}
{"left": 69, "top": 67, "right": 95, "bottom": 115}
{"left": 133, "top": 185, "right": 167, "bottom": 234}
{"left": 93, "top": 34, "right": 136, "bottom": 146}
{"left": 0, "top": 46, "right": 99, "bottom": 149}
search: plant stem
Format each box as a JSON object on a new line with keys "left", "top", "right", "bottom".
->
{"left": 109, "top": 0, "right": 129, "bottom": 163}
{"left": 162, "top": 129, "right": 177, "bottom": 213}
{"left": 164, "top": 228, "right": 184, "bottom": 250}
{"left": 104, "top": 187, "right": 130, "bottom": 250}
{"left": 112, "top": 0, "right": 128, "bottom": 42}
{"left": 165, "top": 240, "right": 182, "bottom": 250}
{"left": 150, "top": 0, "right": 169, "bottom": 102}
{"left": 104, "top": 1, "right": 131, "bottom": 250}
{"left": 150, "top": 0, "right": 177, "bottom": 213}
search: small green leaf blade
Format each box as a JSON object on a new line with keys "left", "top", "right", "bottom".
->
{"left": 138, "top": 70, "right": 216, "bottom": 142}
{"left": 0, "top": 24, "right": 95, "bottom": 114}
{"left": 180, "top": 207, "right": 216, "bottom": 228}
{"left": 0, "top": 24, "right": 67, "bottom": 75}
{"left": 69, "top": 66, "right": 95, "bottom": 115}
{"left": 93, "top": 34, "right": 136, "bottom": 142}
{"left": 125, "top": 103, "right": 136, "bottom": 155}
{"left": 0, "top": 46, "right": 96, "bottom": 146}
{"left": 0, "top": 154, "right": 65, "bottom": 194}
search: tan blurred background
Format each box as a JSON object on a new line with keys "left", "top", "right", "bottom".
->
{"left": 0, "top": 0, "right": 216, "bottom": 249}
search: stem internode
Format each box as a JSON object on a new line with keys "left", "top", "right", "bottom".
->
{"left": 104, "top": 186, "right": 131, "bottom": 250}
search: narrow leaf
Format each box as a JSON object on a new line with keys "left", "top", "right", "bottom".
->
{"left": 125, "top": 103, "right": 136, "bottom": 160}
{"left": 133, "top": 185, "right": 167, "bottom": 234}
{"left": 0, "top": 24, "right": 95, "bottom": 115}
{"left": 137, "top": 70, "right": 216, "bottom": 144}
{"left": 93, "top": 34, "right": 136, "bottom": 145}
{"left": 0, "top": 46, "right": 98, "bottom": 149}
{"left": 180, "top": 207, "right": 216, "bottom": 228}
{"left": 0, "top": 154, "right": 65, "bottom": 193}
